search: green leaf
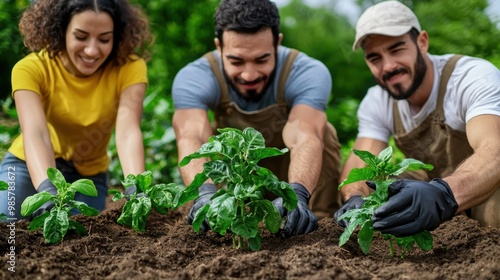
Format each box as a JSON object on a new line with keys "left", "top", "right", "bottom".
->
{"left": 72, "top": 201, "right": 99, "bottom": 216}
{"left": 413, "top": 230, "right": 433, "bottom": 251}
{"left": 259, "top": 200, "right": 281, "bottom": 233}
{"left": 231, "top": 215, "right": 260, "bottom": 238}
{"left": 203, "top": 160, "right": 231, "bottom": 185}
{"left": 131, "top": 197, "right": 152, "bottom": 231}
{"left": 0, "top": 180, "right": 8, "bottom": 191}
{"left": 121, "top": 174, "right": 137, "bottom": 187}
{"left": 43, "top": 209, "right": 69, "bottom": 244}
{"left": 390, "top": 158, "right": 434, "bottom": 176}
{"left": 68, "top": 220, "right": 88, "bottom": 236}
{"left": 338, "top": 167, "right": 377, "bottom": 189}
{"left": 248, "top": 233, "right": 263, "bottom": 251}
{"left": 27, "top": 212, "right": 49, "bottom": 231}
{"left": 339, "top": 220, "right": 358, "bottom": 247}
{"left": 47, "top": 167, "right": 67, "bottom": 191}
{"left": 358, "top": 220, "right": 374, "bottom": 255}
{"left": 192, "top": 204, "right": 210, "bottom": 233}
{"left": 69, "top": 179, "right": 98, "bottom": 197}
{"left": 21, "top": 192, "right": 53, "bottom": 217}
{"left": 136, "top": 171, "right": 153, "bottom": 192}
{"left": 377, "top": 146, "right": 393, "bottom": 163}
{"left": 248, "top": 147, "right": 287, "bottom": 164}
{"left": 353, "top": 149, "right": 380, "bottom": 167}
{"left": 207, "top": 193, "right": 236, "bottom": 235}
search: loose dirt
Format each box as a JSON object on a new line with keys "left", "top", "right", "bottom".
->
{"left": 1, "top": 193, "right": 499, "bottom": 280}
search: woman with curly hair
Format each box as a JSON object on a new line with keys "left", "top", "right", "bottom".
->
{"left": 0, "top": 0, "right": 154, "bottom": 220}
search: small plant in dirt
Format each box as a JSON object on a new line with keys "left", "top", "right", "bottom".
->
{"left": 337, "top": 146, "right": 434, "bottom": 257}
{"left": 108, "top": 170, "right": 198, "bottom": 231}
{"left": 179, "top": 127, "right": 298, "bottom": 251}
{"left": 21, "top": 167, "right": 99, "bottom": 244}
{"left": 0, "top": 180, "right": 8, "bottom": 221}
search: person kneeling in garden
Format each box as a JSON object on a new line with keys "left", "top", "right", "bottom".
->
{"left": 0, "top": 0, "right": 153, "bottom": 220}
{"left": 335, "top": 0, "right": 500, "bottom": 236}
{"left": 172, "top": 0, "right": 343, "bottom": 237}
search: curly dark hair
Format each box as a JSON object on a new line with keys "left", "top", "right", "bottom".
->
{"left": 215, "top": 0, "right": 280, "bottom": 48}
{"left": 19, "top": 0, "right": 153, "bottom": 65}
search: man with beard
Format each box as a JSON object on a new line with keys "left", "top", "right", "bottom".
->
{"left": 334, "top": 0, "right": 500, "bottom": 236}
{"left": 172, "top": 0, "right": 342, "bottom": 237}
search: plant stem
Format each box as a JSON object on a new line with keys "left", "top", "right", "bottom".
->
{"left": 388, "top": 237, "right": 395, "bottom": 257}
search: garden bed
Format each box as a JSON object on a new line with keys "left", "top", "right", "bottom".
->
{"left": 1, "top": 193, "right": 499, "bottom": 280}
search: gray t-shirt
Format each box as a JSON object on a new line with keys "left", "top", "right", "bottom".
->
{"left": 172, "top": 46, "right": 332, "bottom": 112}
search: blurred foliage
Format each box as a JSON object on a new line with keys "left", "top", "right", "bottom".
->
{"left": 1, "top": 0, "right": 499, "bottom": 184}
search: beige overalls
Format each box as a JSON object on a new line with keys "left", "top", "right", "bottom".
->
{"left": 393, "top": 55, "right": 500, "bottom": 227}
{"left": 203, "top": 50, "right": 342, "bottom": 219}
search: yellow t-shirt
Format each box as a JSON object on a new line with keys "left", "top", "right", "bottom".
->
{"left": 9, "top": 51, "right": 148, "bottom": 176}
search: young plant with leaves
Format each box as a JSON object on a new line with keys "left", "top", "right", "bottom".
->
{"left": 337, "top": 146, "right": 434, "bottom": 257}
{"left": 179, "top": 127, "right": 298, "bottom": 251}
{"left": 108, "top": 170, "right": 197, "bottom": 231}
{"left": 0, "top": 180, "right": 8, "bottom": 221}
{"left": 21, "top": 167, "right": 99, "bottom": 244}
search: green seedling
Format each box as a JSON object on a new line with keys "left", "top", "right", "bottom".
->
{"left": 338, "top": 146, "right": 434, "bottom": 257}
{"left": 179, "top": 127, "right": 298, "bottom": 251}
{"left": 108, "top": 170, "right": 197, "bottom": 231}
{"left": 0, "top": 180, "right": 8, "bottom": 221}
{"left": 21, "top": 167, "right": 99, "bottom": 244}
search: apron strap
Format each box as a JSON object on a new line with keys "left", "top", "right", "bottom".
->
{"left": 277, "top": 48, "right": 300, "bottom": 105}
{"left": 393, "top": 54, "right": 464, "bottom": 134}
{"left": 203, "top": 51, "right": 231, "bottom": 104}
{"left": 435, "top": 55, "right": 463, "bottom": 122}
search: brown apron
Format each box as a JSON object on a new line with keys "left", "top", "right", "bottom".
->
{"left": 204, "top": 50, "right": 342, "bottom": 219}
{"left": 393, "top": 55, "right": 500, "bottom": 227}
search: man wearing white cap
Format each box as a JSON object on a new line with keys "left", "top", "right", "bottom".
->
{"left": 334, "top": 0, "right": 500, "bottom": 236}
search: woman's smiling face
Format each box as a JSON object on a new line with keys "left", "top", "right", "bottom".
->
{"left": 61, "top": 10, "right": 114, "bottom": 77}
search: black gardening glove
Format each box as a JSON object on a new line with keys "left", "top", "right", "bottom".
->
{"left": 32, "top": 178, "right": 58, "bottom": 218}
{"left": 124, "top": 184, "right": 145, "bottom": 199}
{"left": 186, "top": 183, "right": 217, "bottom": 232}
{"left": 333, "top": 195, "right": 365, "bottom": 227}
{"left": 372, "top": 178, "right": 458, "bottom": 237}
{"left": 272, "top": 183, "right": 318, "bottom": 237}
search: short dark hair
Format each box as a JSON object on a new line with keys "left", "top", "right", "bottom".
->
{"left": 408, "top": 27, "right": 420, "bottom": 43}
{"left": 215, "top": 0, "right": 280, "bottom": 48}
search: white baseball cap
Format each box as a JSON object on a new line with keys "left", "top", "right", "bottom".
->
{"left": 353, "top": 1, "right": 421, "bottom": 51}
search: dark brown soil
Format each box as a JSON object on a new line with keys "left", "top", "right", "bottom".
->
{"left": 1, "top": 193, "right": 499, "bottom": 280}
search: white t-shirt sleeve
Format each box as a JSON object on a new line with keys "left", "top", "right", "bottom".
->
{"left": 447, "top": 57, "right": 500, "bottom": 129}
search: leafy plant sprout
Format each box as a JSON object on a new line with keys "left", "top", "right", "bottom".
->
{"left": 108, "top": 170, "right": 197, "bottom": 232}
{"left": 180, "top": 127, "right": 298, "bottom": 251}
{"left": 21, "top": 167, "right": 99, "bottom": 244}
{"left": 337, "top": 146, "right": 434, "bottom": 257}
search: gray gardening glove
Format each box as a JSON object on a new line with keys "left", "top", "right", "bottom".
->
{"left": 372, "top": 179, "right": 458, "bottom": 237}
{"left": 124, "top": 184, "right": 145, "bottom": 199}
{"left": 32, "top": 178, "right": 58, "bottom": 218}
{"left": 186, "top": 183, "right": 217, "bottom": 232}
{"left": 272, "top": 183, "right": 318, "bottom": 237}
{"left": 333, "top": 195, "right": 365, "bottom": 227}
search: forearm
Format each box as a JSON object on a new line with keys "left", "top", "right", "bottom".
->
{"left": 24, "top": 137, "right": 56, "bottom": 188}
{"left": 444, "top": 146, "right": 500, "bottom": 212}
{"left": 116, "top": 128, "right": 145, "bottom": 177}
{"left": 287, "top": 136, "right": 323, "bottom": 194}
{"left": 177, "top": 137, "right": 210, "bottom": 186}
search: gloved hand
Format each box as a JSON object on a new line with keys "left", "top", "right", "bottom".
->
{"left": 372, "top": 178, "right": 458, "bottom": 237}
{"left": 124, "top": 184, "right": 145, "bottom": 199}
{"left": 186, "top": 183, "right": 217, "bottom": 232}
{"left": 333, "top": 195, "right": 365, "bottom": 227}
{"left": 33, "top": 178, "right": 58, "bottom": 218}
{"left": 272, "top": 183, "right": 318, "bottom": 237}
